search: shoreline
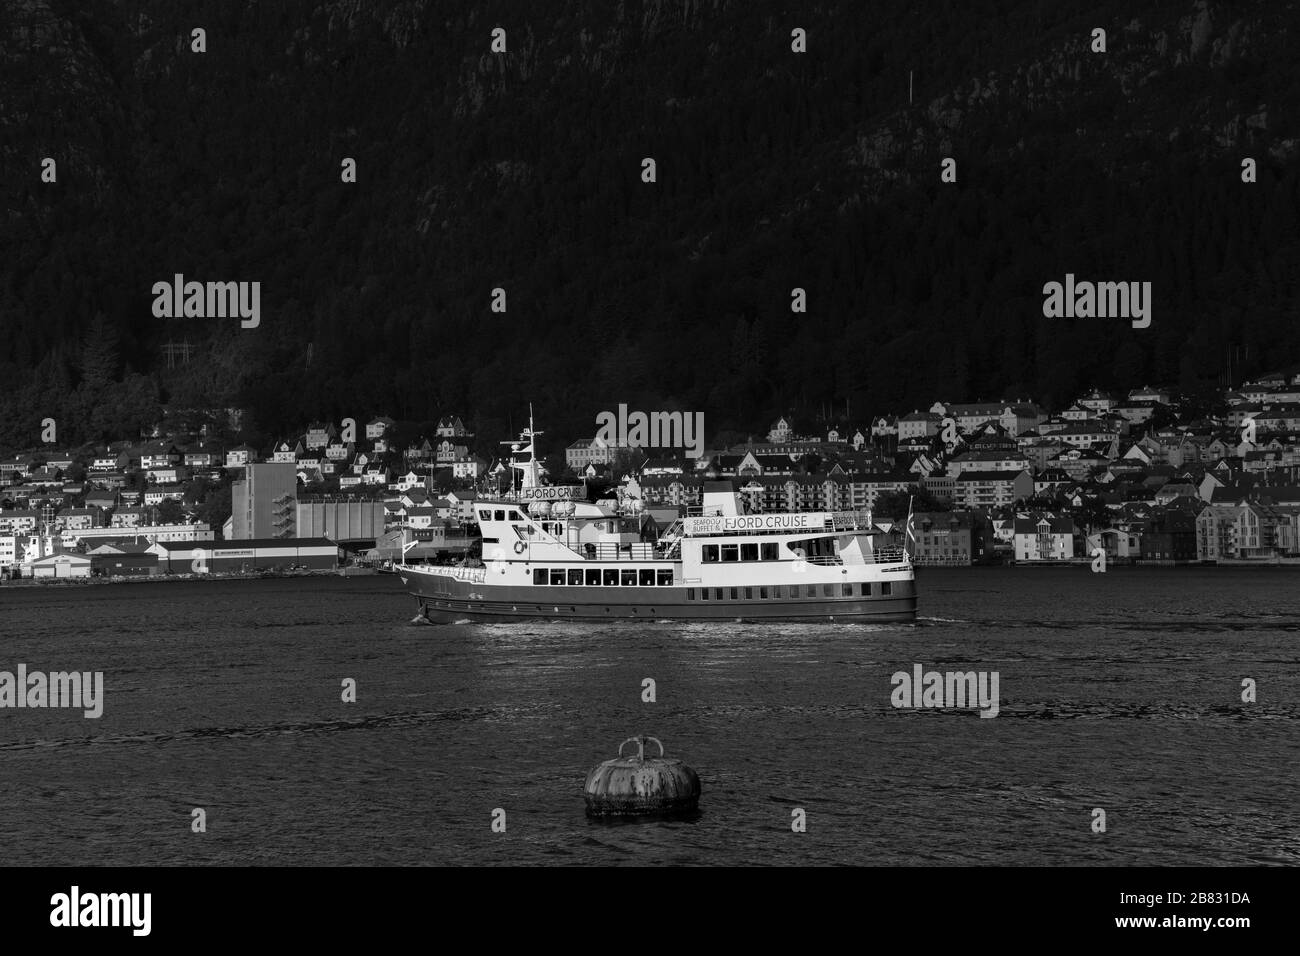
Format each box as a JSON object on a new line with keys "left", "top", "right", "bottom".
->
{"left": 6, "top": 561, "right": 1300, "bottom": 587}
{"left": 0, "top": 567, "right": 373, "bottom": 587}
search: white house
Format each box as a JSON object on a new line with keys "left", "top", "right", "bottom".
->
{"left": 405, "top": 507, "right": 442, "bottom": 530}
{"left": 452, "top": 456, "right": 487, "bottom": 480}
{"left": 898, "top": 410, "right": 941, "bottom": 440}
{"left": 225, "top": 445, "right": 257, "bottom": 468}
{"left": 0, "top": 534, "right": 19, "bottom": 569}
{"left": 367, "top": 417, "right": 395, "bottom": 440}
{"left": 444, "top": 490, "right": 476, "bottom": 521}
{"left": 305, "top": 422, "right": 336, "bottom": 449}
{"left": 144, "top": 485, "right": 185, "bottom": 506}
{"left": 395, "top": 471, "right": 424, "bottom": 492}
{"left": 436, "top": 415, "right": 470, "bottom": 438}
{"left": 767, "top": 417, "right": 793, "bottom": 443}
{"left": 139, "top": 443, "right": 180, "bottom": 469}
{"left": 1013, "top": 515, "right": 1078, "bottom": 561}
{"left": 566, "top": 438, "right": 619, "bottom": 470}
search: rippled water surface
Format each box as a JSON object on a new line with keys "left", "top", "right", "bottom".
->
{"left": 1, "top": 568, "right": 1297, "bottom": 865}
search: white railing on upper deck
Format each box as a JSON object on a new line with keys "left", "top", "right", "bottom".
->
{"left": 800, "top": 547, "right": 908, "bottom": 566}
{"left": 870, "top": 547, "right": 907, "bottom": 564}
{"left": 826, "top": 511, "right": 876, "bottom": 533}
{"left": 425, "top": 565, "right": 487, "bottom": 584}
{"left": 681, "top": 510, "right": 880, "bottom": 536}
{"left": 569, "top": 541, "right": 666, "bottom": 561}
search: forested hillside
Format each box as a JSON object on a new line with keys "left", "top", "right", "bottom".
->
{"left": 1, "top": 0, "right": 1297, "bottom": 449}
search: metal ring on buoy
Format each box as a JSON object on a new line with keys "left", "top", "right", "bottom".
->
{"left": 513, "top": 541, "right": 526, "bottom": 554}
{"left": 618, "top": 735, "right": 665, "bottom": 761}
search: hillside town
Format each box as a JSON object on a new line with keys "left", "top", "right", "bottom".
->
{"left": 3, "top": 369, "right": 1300, "bottom": 580}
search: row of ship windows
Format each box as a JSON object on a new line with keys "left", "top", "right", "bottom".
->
{"left": 687, "top": 582, "right": 893, "bottom": 600}
{"left": 528, "top": 567, "right": 896, "bottom": 598}
{"left": 701, "top": 543, "right": 781, "bottom": 562}
{"left": 534, "top": 568, "right": 675, "bottom": 587}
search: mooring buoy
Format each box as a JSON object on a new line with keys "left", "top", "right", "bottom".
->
{"left": 584, "top": 735, "right": 701, "bottom": 818}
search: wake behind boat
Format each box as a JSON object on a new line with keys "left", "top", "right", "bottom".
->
{"left": 400, "top": 412, "right": 917, "bottom": 623}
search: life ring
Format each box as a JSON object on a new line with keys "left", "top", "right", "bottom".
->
{"left": 513, "top": 541, "right": 526, "bottom": 555}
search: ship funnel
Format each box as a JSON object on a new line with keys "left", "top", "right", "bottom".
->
{"left": 701, "top": 480, "right": 742, "bottom": 517}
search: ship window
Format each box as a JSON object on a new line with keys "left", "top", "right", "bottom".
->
{"left": 699, "top": 588, "right": 708, "bottom": 601}
{"left": 478, "top": 509, "right": 491, "bottom": 521}
{"left": 482, "top": 537, "right": 499, "bottom": 544}
{"left": 533, "top": 569, "right": 548, "bottom": 585}
{"left": 603, "top": 569, "right": 619, "bottom": 586}
{"left": 568, "top": 569, "right": 584, "bottom": 586}
{"left": 622, "top": 570, "right": 637, "bottom": 586}
{"left": 494, "top": 510, "right": 505, "bottom": 521}
{"left": 882, "top": 582, "right": 893, "bottom": 596}
{"left": 586, "top": 569, "right": 601, "bottom": 586}
{"left": 823, "top": 585, "right": 834, "bottom": 597}
{"left": 721, "top": 545, "right": 739, "bottom": 562}
{"left": 657, "top": 569, "right": 673, "bottom": 586}
{"left": 687, "top": 588, "right": 695, "bottom": 600}
{"left": 550, "top": 570, "right": 565, "bottom": 585}
{"left": 842, "top": 584, "right": 853, "bottom": 596}
{"left": 639, "top": 569, "right": 655, "bottom": 587}
{"left": 713, "top": 588, "right": 723, "bottom": 601}
{"left": 805, "top": 585, "right": 816, "bottom": 598}
{"left": 744, "top": 587, "right": 753, "bottom": 599}
{"left": 508, "top": 510, "right": 520, "bottom": 520}
{"left": 773, "top": 585, "right": 783, "bottom": 599}
{"left": 730, "top": 588, "right": 738, "bottom": 600}
{"left": 702, "top": 545, "right": 719, "bottom": 563}
{"left": 760, "top": 543, "right": 778, "bottom": 561}
{"left": 760, "top": 586, "right": 769, "bottom": 599}
{"left": 740, "top": 543, "right": 758, "bottom": 561}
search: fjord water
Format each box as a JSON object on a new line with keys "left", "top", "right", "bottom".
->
{"left": 0, "top": 569, "right": 1296, "bottom": 866}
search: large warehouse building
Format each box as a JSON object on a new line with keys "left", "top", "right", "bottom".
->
{"left": 151, "top": 538, "right": 340, "bottom": 573}
{"left": 295, "top": 497, "right": 385, "bottom": 543}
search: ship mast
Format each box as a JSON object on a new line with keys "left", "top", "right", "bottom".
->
{"left": 501, "top": 404, "right": 545, "bottom": 494}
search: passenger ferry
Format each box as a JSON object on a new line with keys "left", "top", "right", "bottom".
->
{"left": 400, "top": 419, "right": 917, "bottom": 623}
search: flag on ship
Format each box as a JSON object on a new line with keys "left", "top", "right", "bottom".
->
{"left": 905, "top": 495, "right": 917, "bottom": 557}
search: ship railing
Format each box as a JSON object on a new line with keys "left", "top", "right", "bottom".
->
{"left": 910, "top": 555, "right": 970, "bottom": 566}
{"left": 785, "top": 549, "right": 907, "bottom": 566}
{"left": 567, "top": 541, "right": 669, "bottom": 562}
{"left": 869, "top": 547, "right": 908, "bottom": 564}
{"left": 428, "top": 565, "right": 487, "bottom": 583}
{"left": 827, "top": 510, "right": 891, "bottom": 532}
{"left": 677, "top": 510, "right": 882, "bottom": 536}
